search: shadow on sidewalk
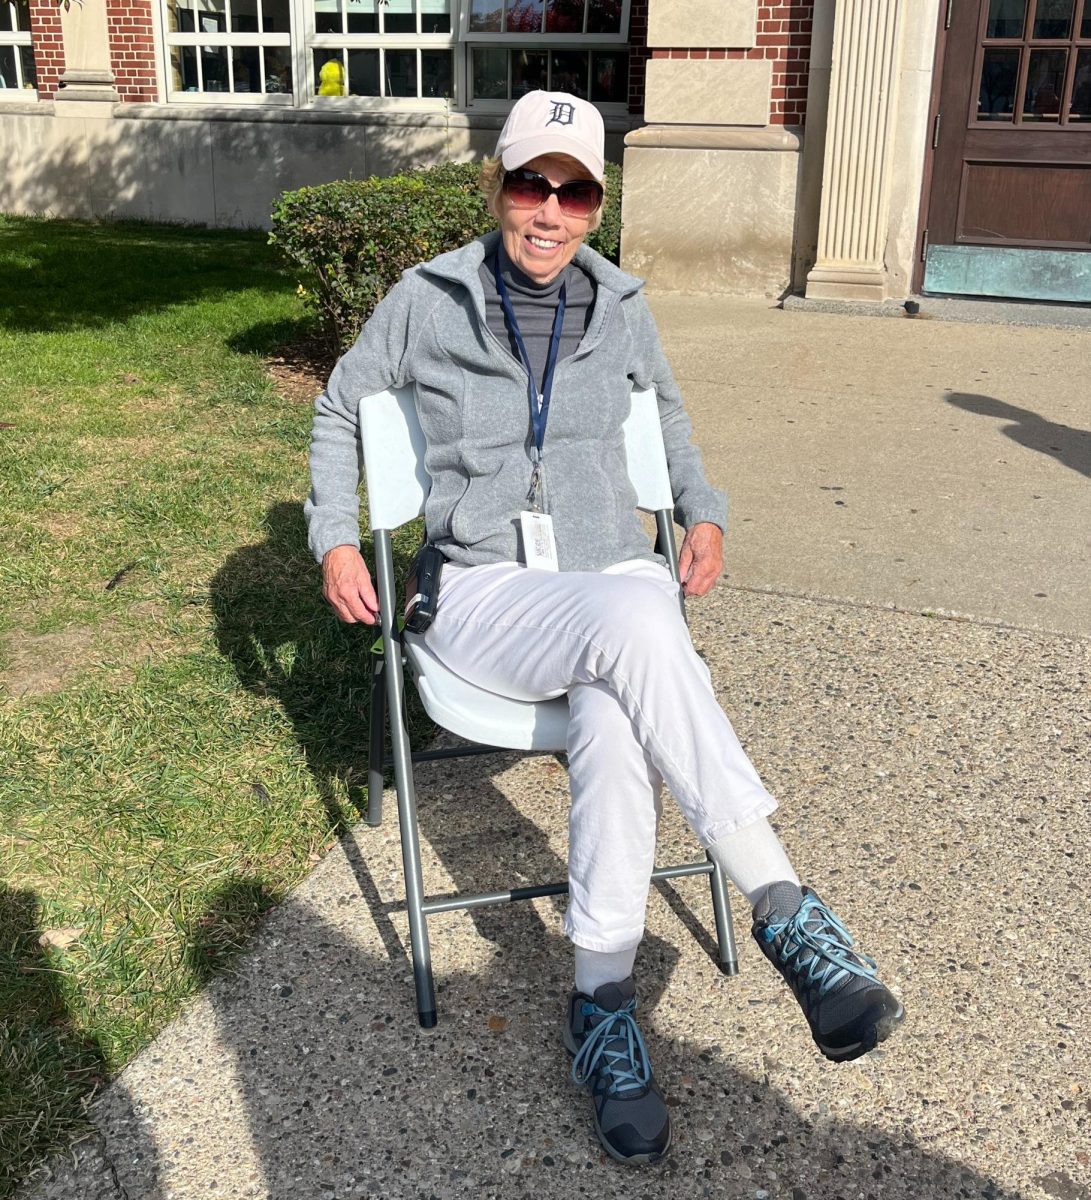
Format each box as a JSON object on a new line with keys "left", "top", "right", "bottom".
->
{"left": 18, "top": 506, "right": 1038, "bottom": 1197}
{"left": 24, "top": 879, "right": 1030, "bottom": 1200}
{"left": 946, "top": 392, "right": 1091, "bottom": 479}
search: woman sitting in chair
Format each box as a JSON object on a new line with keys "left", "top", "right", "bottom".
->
{"left": 306, "top": 89, "right": 903, "bottom": 1167}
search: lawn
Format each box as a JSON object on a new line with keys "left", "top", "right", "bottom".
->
{"left": 0, "top": 217, "right": 419, "bottom": 1195}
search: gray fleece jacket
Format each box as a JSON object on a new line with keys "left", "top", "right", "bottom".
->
{"left": 305, "top": 231, "right": 727, "bottom": 573}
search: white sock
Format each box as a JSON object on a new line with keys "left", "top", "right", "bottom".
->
{"left": 707, "top": 816, "right": 800, "bottom": 909}
{"left": 574, "top": 945, "right": 638, "bottom": 997}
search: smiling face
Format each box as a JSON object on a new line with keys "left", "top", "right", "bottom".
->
{"left": 498, "top": 153, "right": 595, "bottom": 286}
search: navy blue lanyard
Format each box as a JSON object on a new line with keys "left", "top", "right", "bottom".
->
{"left": 494, "top": 255, "right": 567, "bottom": 463}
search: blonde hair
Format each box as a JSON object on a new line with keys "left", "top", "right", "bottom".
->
{"left": 478, "top": 155, "right": 606, "bottom": 233}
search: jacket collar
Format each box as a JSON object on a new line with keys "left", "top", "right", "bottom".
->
{"left": 418, "top": 229, "right": 645, "bottom": 299}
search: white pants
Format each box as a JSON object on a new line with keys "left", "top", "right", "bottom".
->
{"left": 425, "top": 559, "right": 778, "bottom": 953}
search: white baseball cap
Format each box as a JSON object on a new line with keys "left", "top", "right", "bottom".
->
{"left": 495, "top": 90, "right": 605, "bottom": 182}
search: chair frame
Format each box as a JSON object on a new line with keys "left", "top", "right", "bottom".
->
{"left": 361, "top": 388, "right": 739, "bottom": 1028}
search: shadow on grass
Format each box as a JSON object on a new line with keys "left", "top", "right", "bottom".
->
{"left": 0, "top": 219, "right": 294, "bottom": 335}
{"left": 0, "top": 889, "right": 108, "bottom": 1198}
{"left": 208, "top": 500, "right": 427, "bottom": 833}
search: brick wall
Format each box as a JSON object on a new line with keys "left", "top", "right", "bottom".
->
{"left": 28, "top": 0, "right": 64, "bottom": 97}
{"left": 627, "top": 0, "right": 649, "bottom": 114}
{"left": 646, "top": 1, "right": 814, "bottom": 126}
{"left": 106, "top": 0, "right": 157, "bottom": 102}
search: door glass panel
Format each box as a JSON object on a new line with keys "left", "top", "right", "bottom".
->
{"left": 545, "top": 0, "right": 584, "bottom": 33}
{"left": 1031, "top": 0, "right": 1073, "bottom": 38}
{"left": 985, "top": 0, "right": 1026, "bottom": 38}
{"left": 472, "top": 46, "right": 507, "bottom": 98}
{"left": 0, "top": 5, "right": 12, "bottom": 32}
{"left": 420, "top": 49, "right": 452, "bottom": 96}
{"left": 506, "top": 0, "right": 543, "bottom": 33}
{"left": 346, "top": 0, "right": 377, "bottom": 31}
{"left": 347, "top": 47, "right": 380, "bottom": 94}
{"left": 1070, "top": 49, "right": 1091, "bottom": 119}
{"left": 591, "top": 49, "right": 627, "bottom": 102}
{"left": 1083, "top": 6, "right": 1091, "bottom": 35}
{"left": 313, "top": 0, "right": 343, "bottom": 33}
{"left": 420, "top": 0, "right": 450, "bottom": 33}
{"left": 468, "top": 0, "right": 501, "bottom": 31}
{"left": 978, "top": 47, "right": 1021, "bottom": 118}
{"left": 263, "top": 46, "right": 291, "bottom": 92}
{"left": 512, "top": 49, "right": 547, "bottom": 95}
{"left": 1022, "top": 47, "right": 1067, "bottom": 119}
{"left": 550, "top": 49, "right": 588, "bottom": 96}
{"left": 383, "top": 0, "right": 416, "bottom": 33}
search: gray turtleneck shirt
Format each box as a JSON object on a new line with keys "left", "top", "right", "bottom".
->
{"left": 479, "top": 243, "right": 597, "bottom": 395}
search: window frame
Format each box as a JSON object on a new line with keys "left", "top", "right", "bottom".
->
{"left": 155, "top": 0, "right": 632, "bottom": 110}
{"left": 0, "top": 0, "right": 37, "bottom": 100}
{"left": 162, "top": 0, "right": 296, "bottom": 105}
{"left": 306, "top": 0, "right": 459, "bottom": 107}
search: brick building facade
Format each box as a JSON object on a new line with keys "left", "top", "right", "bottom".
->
{"left": 4, "top": 2, "right": 959, "bottom": 305}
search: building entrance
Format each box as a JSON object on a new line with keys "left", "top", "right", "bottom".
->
{"left": 919, "top": 0, "right": 1091, "bottom": 301}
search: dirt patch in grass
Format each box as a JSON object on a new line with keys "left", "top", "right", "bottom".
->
{"left": 1, "top": 602, "right": 169, "bottom": 697}
{"left": 264, "top": 335, "right": 331, "bottom": 405}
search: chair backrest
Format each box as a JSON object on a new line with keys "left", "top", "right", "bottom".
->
{"left": 358, "top": 385, "right": 673, "bottom": 532}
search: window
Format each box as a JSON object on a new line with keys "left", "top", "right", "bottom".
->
{"left": 158, "top": 0, "right": 630, "bottom": 107}
{"left": 0, "top": 0, "right": 36, "bottom": 96}
{"left": 977, "top": 0, "right": 1091, "bottom": 124}
{"left": 311, "top": 0, "right": 455, "bottom": 101}
{"left": 463, "top": 0, "right": 629, "bottom": 105}
{"left": 165, "top": 0, "right": 295, "bottom": 101}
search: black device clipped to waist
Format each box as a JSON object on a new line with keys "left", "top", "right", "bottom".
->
{"left": 404, "top": 544, "right": 445, "bottom": 634}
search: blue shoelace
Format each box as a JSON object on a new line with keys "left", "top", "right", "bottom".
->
{"left": 761, "top": 892, "right": 878, "bottom": 997}
{"left": 571, "top": 1000, "right": 651, "bottom": 1097}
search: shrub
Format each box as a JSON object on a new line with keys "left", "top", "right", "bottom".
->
{"left": 269, "top": 160, "right": 623, "bottom": 353}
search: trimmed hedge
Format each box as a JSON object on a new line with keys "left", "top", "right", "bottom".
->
{"left": 270, "top": 160, "right": 623, "bottom": 353}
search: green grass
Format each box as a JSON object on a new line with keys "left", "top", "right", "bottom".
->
{"left": 0, "top": 216, "right": 423, "bottom": 1194}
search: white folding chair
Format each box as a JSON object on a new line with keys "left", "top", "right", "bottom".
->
{"left": 361, "top": 386, "right": 739, "bottom": 1028}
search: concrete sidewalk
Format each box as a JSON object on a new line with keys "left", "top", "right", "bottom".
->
{"left": 20, "top": 300, "right": 1091, "bottom": 1200}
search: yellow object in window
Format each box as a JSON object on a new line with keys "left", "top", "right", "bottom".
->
{"left": 318, "top": 59, "right": 346, "bottom": 96}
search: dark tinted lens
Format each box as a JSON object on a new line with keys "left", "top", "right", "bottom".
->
{"left": 557, "top": 179, "right": 603, "bottom": 216}
{"left": 503, "top": 170, "right": 603, "bottom": 217}
{"left": 503, "top": 171, "right": 551, "bottom": 207}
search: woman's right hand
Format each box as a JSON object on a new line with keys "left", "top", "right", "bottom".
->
{"left": 322, "top": 545, "right": 380, "bottom": 625}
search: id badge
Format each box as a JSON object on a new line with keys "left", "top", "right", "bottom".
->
{"left": 520, "top": 510, "right": 559, "bottom": 571}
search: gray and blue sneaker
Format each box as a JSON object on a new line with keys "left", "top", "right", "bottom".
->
{"left": 753, "top": 882, "right": 905, "bottom": 1062}
{"left": 563, "top": 978, "right": 671, "bottom": 1166}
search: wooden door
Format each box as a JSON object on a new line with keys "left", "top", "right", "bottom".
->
{"left": 920, "top": 0, "right": 1091, "bottom": 300}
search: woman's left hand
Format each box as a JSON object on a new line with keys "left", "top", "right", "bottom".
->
{"left": 678, "top": 521, "right": 723, "bottom": 598}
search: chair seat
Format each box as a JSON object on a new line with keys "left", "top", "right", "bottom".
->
{"left": 404, "top": 633, "right": 570, "bottom": 753}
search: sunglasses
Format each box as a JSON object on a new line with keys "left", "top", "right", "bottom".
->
{"left": 501, "top": 168, "right": 604, "bottom": 218}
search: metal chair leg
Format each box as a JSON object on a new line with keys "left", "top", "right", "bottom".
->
{"left": 375, "top": 530, "right": 437, "bottom": 1028}
{"left": 707, "top": 852, "right": 740, "bottom": 976}
{"left": 366, "top": 657, "right": 385, "bottom": 828}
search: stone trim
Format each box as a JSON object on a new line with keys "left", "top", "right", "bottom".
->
{"left": 625, "top": 123, "right": 802, "bottom": 151}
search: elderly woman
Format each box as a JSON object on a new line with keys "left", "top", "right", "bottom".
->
{"left": 306, "top": 90, "right": 902, "bottom": 1167}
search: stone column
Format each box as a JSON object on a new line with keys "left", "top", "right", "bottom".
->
{"left": 56, "top": 0, "right": 120, "bottom": 103}
{"left": 620, "top": 0, "right": 804, "bottom": 297}
{"left": 805, "top": 0, "right": 906, "bottom": 302}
